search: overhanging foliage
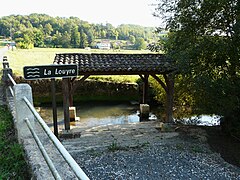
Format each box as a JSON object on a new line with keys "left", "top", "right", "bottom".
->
{"left": 153, "top": 0, "right": 240, "bottom": 135}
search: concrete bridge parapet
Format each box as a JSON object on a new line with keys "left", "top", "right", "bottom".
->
{"left": 1, "top": 58, "right": 88, "bottom": 179}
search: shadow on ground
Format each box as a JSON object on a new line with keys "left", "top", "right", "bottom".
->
{"left": 205, "top": 126, "right": 240, "bottom": 168}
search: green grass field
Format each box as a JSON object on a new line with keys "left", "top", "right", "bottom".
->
{"left": 5, "top": 48, "right": 149, "bottom": 82}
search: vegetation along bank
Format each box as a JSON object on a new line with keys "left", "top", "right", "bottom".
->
{"left": 0, "top": 106, "right": 30, "bottom": 179}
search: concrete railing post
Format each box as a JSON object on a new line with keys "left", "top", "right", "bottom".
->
{"left": 14, "top": 84, "right": 35, "bottom": 142}
{"left": 2, "top": 70, "right": 13, "bottom": 105}
{"left": 2, "top": 56, "right": 9, "bottom": 69}
{"left": 1, "top": 56, "right": 13, "bottom": 105}
{"left": 2, "top": 68, "right": 13, "bottom": 82}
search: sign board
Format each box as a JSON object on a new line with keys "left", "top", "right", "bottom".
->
{"left": 23, "top": 64, "right": 78, "bottom": 80}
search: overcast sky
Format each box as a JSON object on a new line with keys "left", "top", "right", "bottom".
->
{"left": 0, "top": 0, "right": 161, "bottom": 27}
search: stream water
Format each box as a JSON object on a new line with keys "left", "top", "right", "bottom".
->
{"left": 37, "top": 102, "right": 157, "bottom": 131}
{"left": 37, "top": 102, "right": 220, "bottom": 131}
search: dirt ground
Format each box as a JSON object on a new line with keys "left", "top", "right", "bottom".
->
{"left": 205, "top": 126, "right": 240, "bottom": 168}
{"left": 62, "top": 121, "right": 240, "bottom": 169}
{"left": 61, "top": 122, "right": 240, "bottom": 179}
{"left": 171, "top": 124, "right": 240, "bottom": 168}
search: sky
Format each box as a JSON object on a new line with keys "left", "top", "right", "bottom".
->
{"left": 0, "top": 0, "right": 161, "bottom": 27}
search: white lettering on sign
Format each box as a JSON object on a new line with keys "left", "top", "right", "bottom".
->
{"left": 55, "top": 68, "right": 76, "bottom": 75}
{"left": 44, "top": 69, "right": 52, "bottom": 75}
{"left": 24, "top": 65, "right": 78, "bottom": 80}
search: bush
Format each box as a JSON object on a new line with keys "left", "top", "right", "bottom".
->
{"left": 16, "top": 42, "right": 34, "bottom": 49}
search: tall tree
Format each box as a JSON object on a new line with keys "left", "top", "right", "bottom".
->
{"left": 80, "top": 30, "right": 88, "bottom": 48}
{"left": 44, "top": 23, "right": 53, "bottom": 35}
{"left": 129, "top": 35, "right": 136, "bottom": 44}
{"left": 134, "top": 37, "right": 146, "bottom": 50}
{"left": 71, "top": 26, "right": 80, "bottom": 48}
{"left": 154, "top": 0, "right": 240, "bottom": 135}
{"left": 52, "top": 31, "right": 62, "bottom": 47}
{"left": 33, "top": 28, "right": 44, "bottom": 47}
{"left": 0, "top": 14, "right": 157, "bottom": 49}
{"left": 61, "top": 31, "right": 71, "bottom": 48}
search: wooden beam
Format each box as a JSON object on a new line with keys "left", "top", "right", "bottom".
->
{"left": 138, "top": 74, "right": 144, "bottom": 80}
{"left": 77, "top": 70, "right": 174, "bottom": 76}
{"left": 70, "top": 77, "right": 77, "bottom": 83}
{"left": 150, "top": 74, "right": 167, "bottom": 92}
{"left": 71, "top": 75, "right": 90, "bottom": 94}
{"left": 151, "top": 73, "right": 174, "bottom": 123}
{"left": 67, "top": 75, "right": 91, "bottom": 107}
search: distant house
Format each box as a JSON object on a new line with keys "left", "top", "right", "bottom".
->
{"left": 96, "top": 40, "right": 111, "bottom": 50}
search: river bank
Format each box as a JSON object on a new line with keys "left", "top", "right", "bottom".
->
{"left": 205, "top": 126, "right": 240, "bottom": 168}
{"left": 0, "top": 105, "right": 30, "bottom": 179}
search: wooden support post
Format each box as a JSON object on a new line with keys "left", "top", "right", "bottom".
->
{"left": 164, "top": 74, "right": 174, "bottom": 123}
{"left": 62, "top": 78, "right": 70, "bottom": 130}
{"left": 142, "top": 74, "right": 149, "bottom": 104}
{"left": 151, "top": 73, "right": 175, "bottom": 123}
{"left": 68, "top": 78, "right": 73, "bottom": 107}
{"left": 51, "top": 78, "right": 58, "bottom": 137}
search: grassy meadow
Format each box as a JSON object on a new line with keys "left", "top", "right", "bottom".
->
{"left": 5, "top": 48, "right": 150, "bottom": 82}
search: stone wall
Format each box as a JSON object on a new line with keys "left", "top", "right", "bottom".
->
{"left": 14, "top": 76, "right": 139, "bottom": 101}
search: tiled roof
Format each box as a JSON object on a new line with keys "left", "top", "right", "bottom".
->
{"left": 53, "top": 53, "right": 175, "bottom": 75}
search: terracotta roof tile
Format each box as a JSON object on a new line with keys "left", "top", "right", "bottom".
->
{"left": 54, "top": 53, "right": 175, "bottom": 75}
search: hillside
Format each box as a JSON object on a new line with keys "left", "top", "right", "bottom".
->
{"left": 0, "top": 14, "right": 159, "bottom": 49}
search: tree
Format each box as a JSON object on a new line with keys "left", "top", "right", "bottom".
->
{"left": 33, "top": 28, "right": 44, "bottom": 47}
{"left": 86, "top": 29, "right": 94, "bottom": 47}
{"left": 129, "top": 35, "right": 135, "bottom": 44}
{"left": 15, "top": 29, "right": 34, "bottom": 49}
{"left": 154, "top": 0, "right": 240, "bottom": 135}
{"left": 71, "top": 26, "right": 80, "bottom": 48}
{"left": 134, "top": 37, "right": 146, "bottom": 50}
{"left": 44, "top": 23, "right": 53, "bottom": 35}
{"left": 61, "top": 31, "right": 71, "bottom": 48}
{"left": 100, "top": 30, "right": 106, "bottom": 38}
{"left": 0, "top": 14, "right": 157, "bottom": 49}
{"left": 52, "top": 31, "right": 62, "bottom": 47}
{"left": 80, "top": 30, "right": 88, "bottom": 48}
{"left": 113, "top": 30, "right": 119, "bottom": 40}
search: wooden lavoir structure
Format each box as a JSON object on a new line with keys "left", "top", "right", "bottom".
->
{"left": 53, "top": 53, "right": 176, "bottom": 130}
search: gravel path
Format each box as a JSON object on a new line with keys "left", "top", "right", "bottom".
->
{"left": 61, "top": 122, "right": 240, "bottom": 179}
